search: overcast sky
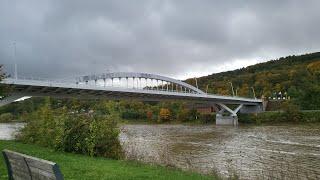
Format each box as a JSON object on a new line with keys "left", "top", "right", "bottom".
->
{"left": 1, "top": 0, "right": 320, "bottom": 80}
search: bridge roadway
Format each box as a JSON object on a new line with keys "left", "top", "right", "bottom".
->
{"left": 0, "top": 72, "right": 263, "bottom": 125}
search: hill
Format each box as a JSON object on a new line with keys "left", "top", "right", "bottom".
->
{"left": 185, "top": 52, "right": 320, "bottom": 110}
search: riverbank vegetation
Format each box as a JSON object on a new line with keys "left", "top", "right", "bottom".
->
{"left": 239, "top": 102, "right": 320, "bottom": 124}
{"left": 239, "top": 111, "right": 320, "bottom": 124}
{"left": 17, "top": 98, "right": 122, "bottom": 159}
{"left": 0, "top": 140, "right": 214, "bottom": 180}
{"left": 1, "top": 97, "right": 215, "bottom": 124}
{"left": 2, "top": 96, "right": 320, "bottom": 126}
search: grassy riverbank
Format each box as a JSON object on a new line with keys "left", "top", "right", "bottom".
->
{"left": 0, "top": 140, "right": 215, "bottom": 180}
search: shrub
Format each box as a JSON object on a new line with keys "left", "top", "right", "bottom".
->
{"left": 17, "top": 99, "right": 122, "bottom": 159}
{"left": 177, "top": 108, "right": 201, "bottom": 122}
{"left": 281, "top": 101, "right": 302, "bottom": 122}
{"left": 199, "top": 113, "right": 216, "bottom": 124}
{"left": 177, "top": 109, "right": 190, "bottom": 122}
{"left": 300, "top": 111, "right": 320, "bottom": 122}
{"left": 146, "top": 110, "right": 153, "bottom": 120}
{"left": 0, "top": 113, "right": 14, "bottom": 122}
{"left": 63, "top": 113, "right": 122, "bottom": 159}
{"left": 121, "top": 109, "right": 146, "bottom": 120}
{"left": 158, "top": 108, "right": 171, "bottom": 122}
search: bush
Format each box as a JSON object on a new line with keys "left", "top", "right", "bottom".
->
{"left": 146, "top": 110, "right": 153, "bottom": 120}
{"left": 177, "top": 109, "right": 190, "bottom": 122}
{"left": 17, "top": 100, "right": 122, "bottom": 159}
{"left": 158, "top": 108, "right": 171, "bottom": 122}
{"left": 121, "top": 109, "right": 146, "bottom": 120}
{"left": 300, "top": 111, "right": 320, "bottom": 122}
{"left": 0, "top": 113, "right": 15, "bottom": 122}
{"left": 199, "top": 113, "right": 216, "bottom": 124}
{"left": 177, "top": 108, "right": 200, "bottom": 122}
{"left": 281, "top": 101, "right": 302, "bottom": 122}
{"left": 63, "top": 113, "right": 122, "bottom": 158}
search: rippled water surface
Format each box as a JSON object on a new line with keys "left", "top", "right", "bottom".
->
{"left": 120, "top": 124, "right": 320, "bottom": 179}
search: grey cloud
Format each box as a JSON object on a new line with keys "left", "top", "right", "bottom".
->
{"left": 1, "top": 0, "right": 320, "bottom": 80}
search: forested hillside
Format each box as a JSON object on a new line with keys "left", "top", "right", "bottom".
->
{"left": 186, "top": 52, "right": 320, "bottom": 110}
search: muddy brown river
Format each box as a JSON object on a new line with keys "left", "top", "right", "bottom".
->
{"left": 120, "top": 124, "right": 320, "bottom": 179}
{"left": 1, "top": 123, "right": 320, "bottom": 179}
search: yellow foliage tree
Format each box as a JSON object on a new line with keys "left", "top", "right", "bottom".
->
{"left": 158, "top": 108, "right": 171, "bottom": 122}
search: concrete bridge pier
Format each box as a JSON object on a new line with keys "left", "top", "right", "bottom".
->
{"left": 216, "top": 113, "right": 238, "bottom": 126}
{"left": 215, "top": 103, "right": 243, "bottom": 126}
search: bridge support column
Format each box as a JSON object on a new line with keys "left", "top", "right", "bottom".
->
{"left": 216, "top": 114, "right": 238, "bottom": 126}
{"left": 216, "top": 103, "right": 243, "bottom": 126}
{"left": 0, "top": 95, "right": 25, "bottom": 107}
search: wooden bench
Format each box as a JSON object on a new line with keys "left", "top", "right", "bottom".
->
{"left": 2, "top": 149, "right": 64, "bottom": 180}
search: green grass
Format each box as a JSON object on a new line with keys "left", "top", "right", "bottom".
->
{"left": 0, "top": 140, "right": 215, "bottom": 180}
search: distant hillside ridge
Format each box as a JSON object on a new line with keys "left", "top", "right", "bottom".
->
{"left": 185, "top": 52, "right": 320, "bottom": 110}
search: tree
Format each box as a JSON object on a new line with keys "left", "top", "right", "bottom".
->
{"left": 158, "top": 108, "right": 171, "bottom": 122}
{"left": 300, "top": 85, "right": 320, "bottom": 110}
{"left": 146, "top": 110, "right": 153, "bottom": 120}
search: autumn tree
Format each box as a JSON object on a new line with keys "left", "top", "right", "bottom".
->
{"left": 146, "top": 110, "right": 153, "bottom": 120}
{"left": 158, "top": 108, "right": 171, "bottom": 122}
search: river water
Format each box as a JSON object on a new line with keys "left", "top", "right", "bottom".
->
{"left": 1, "top": 123, "right": 320, "bottom": 179}
{"left": 0, "top": 123, "right": 24, "bottom": 140}
{"left": 120, "top": 124, "right": 320, "bottom": 179}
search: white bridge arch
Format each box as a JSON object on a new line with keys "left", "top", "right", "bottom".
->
{"left": 77, "top": 72, "right": 205, "bottom": 94}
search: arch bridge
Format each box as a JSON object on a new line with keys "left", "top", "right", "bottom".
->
{"left": 76, "top": 72, "right": 205, "bottom": 94}
{"left": 0, "top": 72, "right": 263, "bottom": 125}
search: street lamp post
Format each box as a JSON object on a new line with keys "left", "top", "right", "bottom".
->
{"left": 13, "top": 42, "right": 18, "bottom": 80}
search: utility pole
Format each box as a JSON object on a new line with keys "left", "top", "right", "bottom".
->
{"left": 206, "top": 84, "right": 209, "bottom": 94}
{"left": 13, "top": 42, "right": 18, "bottom": 80}
{"left": 251, "top": 87, "right": 256, "bottom": 99}
{"left": 229, "top": 82, "right": 235, "bottom": 96}
{"left": 194, "top": 77, "right": 198, "bottom": 89}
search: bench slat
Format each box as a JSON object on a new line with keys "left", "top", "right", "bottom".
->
{"left": 25, "top": 157, "right": 57, "bottom": 172}
{"left": 12, "top": 170, "right": 32, "bottom": 180}
{"left": 29, "top": 166, "right": 56, "bottom": 179}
